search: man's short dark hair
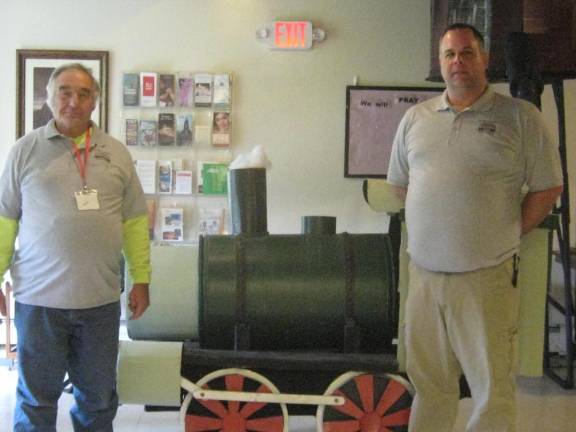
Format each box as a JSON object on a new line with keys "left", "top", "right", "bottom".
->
{"left": 441, "top": 23, "right": 485, "bottom": 49}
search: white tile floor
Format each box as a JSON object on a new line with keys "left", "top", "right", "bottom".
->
{"left": 1, "top": 363, "right": 576, "bottom": 431}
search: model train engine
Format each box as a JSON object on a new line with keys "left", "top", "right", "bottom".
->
{"left": 119, "top": 168, "right": 413, "bottom": 432}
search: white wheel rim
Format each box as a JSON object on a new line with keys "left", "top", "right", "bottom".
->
{"left": 180, "top": 368, "right": 289, "bottom": 432}
{"left": 315, "top": 371, "right": 413, "bottom": 432}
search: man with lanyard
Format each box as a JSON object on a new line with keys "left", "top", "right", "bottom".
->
{"left": 387, "top": 24, "right": 563, "bottom": 431}
{"left": 0, "top": 63, "right": 151, "bottom": 431}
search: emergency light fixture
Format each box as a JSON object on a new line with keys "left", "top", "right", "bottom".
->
{"left": 256, "top": 21, "right": 326, "bottom": 50}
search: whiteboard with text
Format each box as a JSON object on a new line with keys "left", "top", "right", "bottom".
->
{"left": 345, "top": 86, "right": 443, "bottom": 178}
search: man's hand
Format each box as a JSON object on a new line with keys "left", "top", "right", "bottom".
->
{"left": 128, "top": 283, "right": 150, "bottom": 320}
{"left": 0, "top": 282, "right": 7, "bottom": 317}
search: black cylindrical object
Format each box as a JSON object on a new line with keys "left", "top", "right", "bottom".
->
{"left": 301, "top": 216, "right": 337, "bottom": 235}
{"left": 506, "top": 32, "right": 544, "bottom": 109}
{"left": 198, "top": 233, "right": 396, "bottom": 354}
{"left": 228, "top": 168, "right": 267, "bottom": 235}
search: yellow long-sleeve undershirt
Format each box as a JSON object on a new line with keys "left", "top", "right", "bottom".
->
{"left": 0, "top": 215, "right": 18, "bottom": 284}
{"left": 122, "top": 214, "right": 151, "bottom": 284}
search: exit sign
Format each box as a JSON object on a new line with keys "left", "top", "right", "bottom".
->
{"left": 257, "top": 21, "right": 321, "bottom": 50}
{"left": 274, "top": 21, "right": 312, "bottom": 50}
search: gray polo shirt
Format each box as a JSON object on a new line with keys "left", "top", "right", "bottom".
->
{"left": 0, "top": 121, "right": 147, "bottom": 308}
{"left": 387, "top": 87, "right": 562, "bottom": 273}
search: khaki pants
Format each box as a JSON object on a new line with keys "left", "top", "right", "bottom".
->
{"left": 406, "top": 258, "right": 520, "bottom": 432}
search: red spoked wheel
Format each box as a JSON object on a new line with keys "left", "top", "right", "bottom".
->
{"left": 180, "top": 368, "right": 288, "bottom": 432}
{"left": 316, "top": 372, "right": 412, "bottom": 432}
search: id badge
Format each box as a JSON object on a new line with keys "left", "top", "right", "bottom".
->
{"left": 74, "top": 189, "right": 100, "bottom": 210}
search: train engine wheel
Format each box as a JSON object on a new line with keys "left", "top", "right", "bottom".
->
{"left": 316, "top": 371, "right": 413, "bottom": 432}
{"left": 180, "top": 368, "right": 288, "bottom": 432}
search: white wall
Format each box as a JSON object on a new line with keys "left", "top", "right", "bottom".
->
{"left": 0, "top": 0, "right": 574, "bottom": 239}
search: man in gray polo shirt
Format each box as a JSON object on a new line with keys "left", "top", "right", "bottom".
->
{"left": 388, "top": 24, "right": 563, "bottom": 431}
{"left": 0, "top": 63, "right": 151, "bottom": 431}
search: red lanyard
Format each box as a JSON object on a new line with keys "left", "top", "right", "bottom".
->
{"left": 72, "top": 128, "right": 91, "bottom": 189}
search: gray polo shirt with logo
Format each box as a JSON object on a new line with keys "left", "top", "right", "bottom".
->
{"left": 0, "top": 120, "right": 147, "bottom": 308}
{"left": 387, "top": 87, "right": 562, "bottom": 273}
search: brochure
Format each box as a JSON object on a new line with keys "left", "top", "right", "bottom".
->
{"left": 139, "top": 120, "right": 157, "bottom": 147}
{"left": 158, "top": 74, "right": 176, "bottom": 107}
{"left": 174, "top": 170, "right": 193, "bottom": 195}
{"left": 135, "top": 160, "right": 157, "bottom": 194}
{"left": 197, "top": 161, "right": 228, "bottom": 195}
{"left": 213, "top": 74, "right": 231, "bottom": 108}
{"left": 198, "top": 208, "right": 225, "bottom": 235}
{"left": 212, "top": 111, "right": 231, "bottom": 147}
{"left": 194, "top": 74, "right": 212, "bottom": 107}
{"left": 176, "top": 113, "right": 194, "bottom": 146}
{"left": 160, "top": 207, "right": 183, "bottom": 242}
{"left": 158, "top": 160, "right": 173, "bottom": 194}
{"left": 158, "top": 113, "right": 176, "bottom": 146}
{"left": 125, "top": 118, "right": 139, "bottom": 146}
{"left": 139, "top": 72, "right": 158, "bottom": 107}
{"left": 178, "top": 77, "right": 194, "bottom": 107}
{"left": 122, "top": 73, "right": 140, "bottom": 107}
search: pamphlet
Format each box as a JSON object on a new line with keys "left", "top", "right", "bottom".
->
{"left": 158, "top": 160, "right": 173, "bottom": 194}
{"left": 135, "top": 160, "right": 157, "bottom": 194}
{"left": 158, "top": 74, "right": 176, "bottom": 107}
{"left": 176, "top": 113, "right": 194, "bottom": 146}
{"left": 198, "top": 208, "right": 225, "bottom": 235}
{"left": 213, "top": 74, "right": 231, "bottom": 108}
{"left": 122, "top": 73, "right": 140, "bottom": 107}
{"left": 212, "top": 111, "right": 231, "bottom": 147}
{"left": 125, "top": 118, "right": 139, "bottom": 146}
{"left": 178, "top": 77, "right": 194, "bottom": 107}
{"left": 174, "top": 170, "right": 193, "bottom": 195}
{"left": 139, "top": 72, "right": 158, "bottom": 107}
{"left": 139, "top": 120, "right": 157, "bottom": 147}
{"left": 197, "top": 161, "right": 228, "bottom": 195}
{"left": 158, "top": 113, "right": 176, "bottom": 146}
{"left": 194, "top": 74, "right": 212, "bottom": 107}
{"left": 160, "top": 207, "right": 183, "bottom": 242}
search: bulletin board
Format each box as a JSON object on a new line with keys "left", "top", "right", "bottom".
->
{"left": 344, "top": 86, "right": 443, "bottom": 178}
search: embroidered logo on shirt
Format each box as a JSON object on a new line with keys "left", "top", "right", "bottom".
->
{"left": 93, "top": 147, "right": 111, "bottom": 162}
{"left": 477, "top": 122, "right": 496, "bottom": 136}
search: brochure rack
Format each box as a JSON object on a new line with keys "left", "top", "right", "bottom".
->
{"left": 120, "top": 72, "right": 234, "bottom": 244}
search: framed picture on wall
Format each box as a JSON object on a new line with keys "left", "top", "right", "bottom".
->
{"left": 16, "top": 49, "right": 109, "bottom": 138}
{"left": 344, "top": 86, "right": 443, "bottom": 178}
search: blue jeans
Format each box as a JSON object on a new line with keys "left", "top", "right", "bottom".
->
{"left": 14, "top": 301, "right": 121, "bottom": 432}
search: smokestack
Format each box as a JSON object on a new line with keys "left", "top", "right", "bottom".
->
{"left": 301, "top": 216, "right": 336, "bottom": 235}
{"left": 228, "top": 168, "right": 268, "bottom": 235}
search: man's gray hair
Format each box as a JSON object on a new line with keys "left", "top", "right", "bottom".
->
{"left": 46, "top": 63, "right": 100, "bottom": 111}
